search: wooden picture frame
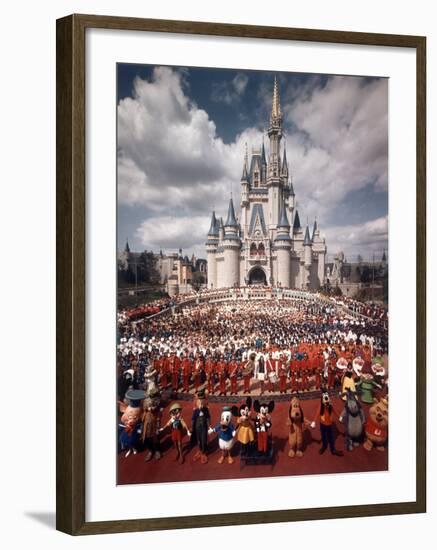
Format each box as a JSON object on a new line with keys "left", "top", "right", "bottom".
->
{"left": 56, "top": 13, "right": 426, "bottom": 535}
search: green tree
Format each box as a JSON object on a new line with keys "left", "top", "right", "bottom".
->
{"left": 138, "top": 251, "right": 160, "bottom": 285}
{"left": 191, "top": 271, "right": 206, "bottom": 290}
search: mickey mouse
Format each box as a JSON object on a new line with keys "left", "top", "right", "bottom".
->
{"left": 253, "top": 399, "right": 275, "bottom": 453}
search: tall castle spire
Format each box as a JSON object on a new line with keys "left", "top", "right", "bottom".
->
{"left": 267, "top": 76, "right": 282, "bottom": 189}
{"left": 271, "top": 75, "right": 282, "bottom": 121}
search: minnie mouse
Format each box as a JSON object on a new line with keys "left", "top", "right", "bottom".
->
{"left": 231, "top": 397, "right": 255, "bottom": 453}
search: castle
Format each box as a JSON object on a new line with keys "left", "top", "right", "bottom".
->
{"left": 205, "top": 78, "right": 327, "bottom": 290}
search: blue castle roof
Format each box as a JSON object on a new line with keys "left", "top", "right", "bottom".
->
{"left": 208, "top": 211, "right": 219, "bottom": 236}
{"left": 224, "top": 198, "right": 238, "bottom": 227}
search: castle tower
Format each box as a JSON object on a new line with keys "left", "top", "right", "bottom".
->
{"left": 206, "top": 75, "right": 328, "bottom": 292}
{"left": 274, "top": 205, "right": 292, "bottom": 287}
{"left": 240, "top": 145, "right": 249, "bottom": 235}
{"left": 267, "top": 76, "right": 283, "bottom": 231}
{"left": 205, "top": 211, "right": 219, "bottom": 289}
{"left": 311, "top": 218, "right": 326, "bottom": 286}
{"left": 221, "top": 198, "right": 241, "bottom": 287}
{"left": 303, "top": 225, "right": 313, "bottom": 289}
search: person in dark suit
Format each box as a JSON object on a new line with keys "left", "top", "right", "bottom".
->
{"left": 190, "top": 389, "right": 211, "bottom": 464}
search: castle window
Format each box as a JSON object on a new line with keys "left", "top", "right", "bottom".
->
{"left": 250, "top": 243, "right": 257, "bottom": 256}
{"left": 258, "top": 243, "right": 265, "bottom": 256}
{"left": 253, "top": 171, "right": 259, "bottom": 187}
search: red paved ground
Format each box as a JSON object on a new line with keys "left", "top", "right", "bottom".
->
{"left": 117, "top": 396, "right": 387, "bottom": 485}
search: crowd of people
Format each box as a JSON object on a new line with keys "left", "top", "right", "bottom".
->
{"left": 117, "top": 292, "right": 199, "bottom": 324}
{"left": 329, "top": 295, "right": 388, "bottom": 321}
{"left": 117, "top": 294, "right": 388, "bottom": 400}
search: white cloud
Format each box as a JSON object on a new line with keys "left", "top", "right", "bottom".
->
{"left": 283, "top": 76, "right": 388, "bottom": 223}
{"left": 135, "top": 215, "right": 211, "bottom": 255}
{"left": 118, "top": 67, "right": 260, "bottom": 218}
{"left": 118, "top": 68, "right": 388, "bottom": 258}
{"left": 211, "top": 72, "right": 249, "bottom": 104}
{"left": 233, "top": 73, "right": 249, "bottom": 95}
{"left": 322, "top": 215, "right": 388, "bottom": 260}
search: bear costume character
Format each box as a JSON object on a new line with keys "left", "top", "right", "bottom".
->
{"left": 363, "top": 397, "right": 388, "bottom": 451}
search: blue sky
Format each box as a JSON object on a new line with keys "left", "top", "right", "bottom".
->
{"left": 117, "top": 64, "right": 388, "bottom": 262}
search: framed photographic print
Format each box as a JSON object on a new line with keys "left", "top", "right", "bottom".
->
{"left": 56, "top": 14, "right": 426, "bottom": 535}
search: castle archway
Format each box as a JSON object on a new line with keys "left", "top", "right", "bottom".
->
{"left": 248, "top": 266, "right": 267, "bottom": 286}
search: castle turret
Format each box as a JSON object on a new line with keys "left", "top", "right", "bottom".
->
{"left": 241, "top": 144, "right": 249, "bottom": 207}
{"left": 288, "top": 176, "right": 295, "bottom": 213}
{"left": 218, "top": 217, "right": 224, "bottom": 241}
{"left": 310, "top": 218, "right": 326, "bottom": 286}
{"left": 302, "top": 225, "right": 313, "bottom": 289}
{"left": 221, "top": 198, "right": 241, "bottom": 287}
{"left": 312, "top": 218, "right": 319, "bottom": 240}
{"left": 274, "top": 205, "right": 292, "bottom": 288}
{"left": 293, "top": 210, "right": 302, "bottom": 234}
{"left": 205, "top": 211, "right": 219, "bottom": 289}
{"left": 281, "top": 145, "right": 289, "bottom": 179}
{"left": 304, "top": 225, "right": 312, "bottom": 264}
{"left": 261, "top": 140, "right": 267, "bottom": 183}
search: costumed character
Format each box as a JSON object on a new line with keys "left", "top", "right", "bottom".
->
{"left": 371, "top": 363, "right": 387, "bottom": 395}
{"left": 363, "top": 397, "right": 388, "bottom": 452}
{"left": 310, "top": 389, "right": 343, "bottom": 456}
{"left": 141, "top": 388, "right": 162, "bottom": 461}
{"left": 118, "top": 389, "right": 146, "bottom": 458}
{"left": 359, "top": 372, "right": 382, "bottom": 404}
{"left": 232, "top": 397, "right": 255, "bottom": 454}
{"left": 143, "top": 362, "right": 158, "bottom": 398}
{"left": 253, "top": 399, "right": 275, "bottom": 453}
{"left": 118, "top": 368, "right": 134, "bottom": 401}
{"left": 339, "top": 389, "right": 365, "bottom": 451}
{"left": 339, "top": 362, "right": 358, "bottom": 400}
{"left": 190, "top": 389, "right": 211, "bottom": 464}
{"left": 352, "top": 356, "right": 365, "bottom": 380}
{"left": 160, "top": 402, "right": 191, "bottom": 464}
{"left": 287, "top": 396, "right": 310, "bottom": 458}
{"left": 208, "top": 406, "right": 236, "bottom": 464}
